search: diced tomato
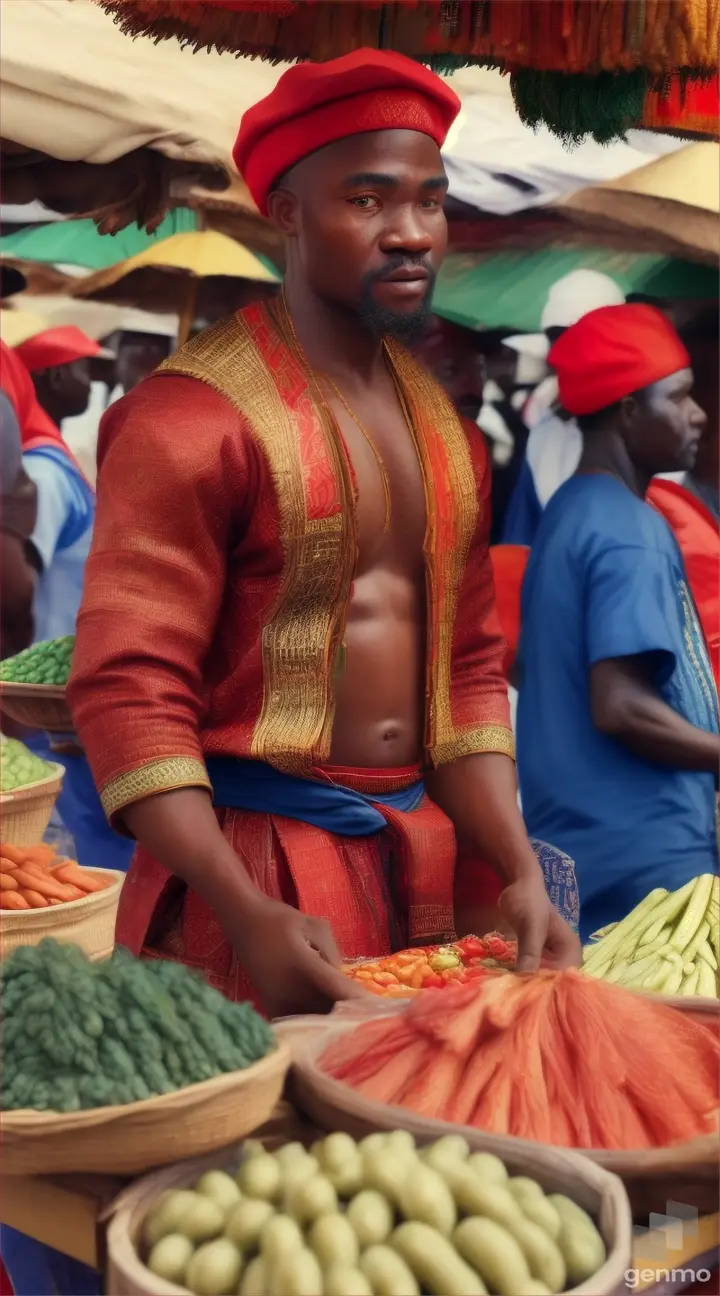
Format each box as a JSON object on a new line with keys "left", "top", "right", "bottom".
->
{"left": 457, "top": 936, "right": 486, "bottom": 960}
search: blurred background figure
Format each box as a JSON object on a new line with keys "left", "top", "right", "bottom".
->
{"left": 6, "top": 324, "right": 135, "bottom": 873}
{"left": 502, "top": 269, "right": 626, "bottom": 544}
{"left": 648, "top": 309, "right": 720, "bottom": 688}
{"left": 13, "top": 325, "right": 104, "bottom": 642}
{"left": 0, "top": 368, "right": 37, "bottom": 663}
{"left": 111, "top": 328, "right": 173, "bottom": 396}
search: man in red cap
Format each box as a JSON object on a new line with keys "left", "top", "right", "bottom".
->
{"left": 14, "top": 326, "right": 101, "bottom": 643}
{"left": 6, "top": 326, "right": 136, "bottom": 877}
{"left": 648, "top": 310, "right": 719, "bottom": 690}
{"left": 69, "top": 50, "right": 579, "bottom": 1016}
{"left": 516, "top": 303, "right": 718, "bottom": 942}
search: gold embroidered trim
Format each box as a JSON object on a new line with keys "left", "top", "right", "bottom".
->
{"left": 431, "top": 724, "right": 516, "bottom": 767}
{"left": 101, "top": 756, "right": 211, "bottom": 819}
{"left": 385, "top": 342, "right": 479, "bottom": 760}
{"left": 159, "top": 307, "right": 354, "bottom": 774}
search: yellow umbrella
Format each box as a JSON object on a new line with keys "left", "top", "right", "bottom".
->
{"left": 72, "top": 231, "right": 280, "bottom": 342}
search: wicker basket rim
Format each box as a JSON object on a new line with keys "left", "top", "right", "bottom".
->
{"left": 0, "top": 682, "right": 67, "bottom": 699}
{"left": 0, "top": 761, "right": 65, "bottom": 803}
{"left": 2, "top": 1039, "right": 291, "bottom": 1135}
{"left": 0, "top": 865, "right": 125, "bottom": 923}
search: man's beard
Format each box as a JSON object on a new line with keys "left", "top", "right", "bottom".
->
{"left": 355, "top": 258, "right": 436, "bottom": 342}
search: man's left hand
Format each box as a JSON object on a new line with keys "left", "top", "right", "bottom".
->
{"left": 499, "top": 875, "right": 582, "bottom": 972}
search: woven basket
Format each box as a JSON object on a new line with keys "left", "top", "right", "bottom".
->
{"left": 107, "top": 1106, "right": 317, "bottom": 1296}
{"left": 0, "top": 865, "right": 124, "bottom": 962}
{"left": 106, "top": 1098, "right": 632, "bottom": 1296}
{"left": 0, "top": 682, "right": 73, "bottom": 733}
{"left": 2, "top": 1041, "right": 291, "bottom": 1177}
{"left": 280, "top": 996, "right": 720, "bottom": 1224}
{"left": 0, "top": 762, "right": 64, "bottom": 846}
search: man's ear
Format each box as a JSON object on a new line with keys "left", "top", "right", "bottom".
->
{"left": 267, "top": 186, "right": 299, "bottom": 237}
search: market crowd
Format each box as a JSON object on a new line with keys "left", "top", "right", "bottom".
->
{"left": 1, "top": 48, "right": 718, "bottom": 1013}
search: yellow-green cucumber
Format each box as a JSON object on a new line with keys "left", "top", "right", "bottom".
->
{"left": 391, "top": 1222, "right": 487, "bottom": 1296}
{"left": 547, "top": 1195, "right": 606, "bottom": 1286}
{"left": 582, "top": 889, "right": 670, "bottom": 973}
{"left": 696, "top": 960, "right": 718, "bottom": 998}
{"left": 669, "top": 875, "right": 715, "bottom": 952}
{"left": 454, "top": 1217, "right": 532, "bottom": 1296}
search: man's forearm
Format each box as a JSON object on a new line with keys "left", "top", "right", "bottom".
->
{"left": 426, "top": 752, "right": 539, "bottom": 883}
{"left": 591, "top": 660, "right": 720, "bottom": 773}
{"left": 123, "top": 787, "right": 264, "bottom": 926}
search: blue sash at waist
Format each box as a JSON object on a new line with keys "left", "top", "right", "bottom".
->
{"left": 205, "top": 758, "right": 424, "bottom": 837}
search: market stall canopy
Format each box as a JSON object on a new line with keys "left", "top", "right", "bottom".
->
{"left": 70, "top": 229, "right": 280, "bottom": 340}
{"left": 561, "top": 144, "right": 720, "bottom": 267}
{"left": 0, "top": 307, "right": 52, "bottom": 348}
{"left": 433, "top": 246, "right": 718, "bottom": 334}
{"left": 72, "top": 231, "right": 279, "bottom": 303}
{"left": 0, "top": 210, "right": 198, "bottom": 271}
{"left": 94, "top": 0, "right": 717, "bottom": 144}
{"left": 5, "top": 295, "right": 179, "bottom": 342}
{"left": 0, "top": 0, "right": 285, "bottom": 228}
{"left": 443, "top": 97, "right": 684, "bottom": 218}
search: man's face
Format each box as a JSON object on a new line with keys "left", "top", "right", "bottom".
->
{"left": 270, "top": 129, "right": 448, "bottom": 340}
{"left": 116, "top": 336, "right": 170, "bottom": 393}
{"left": 54, "top": 359, "right": 92, "bottom": 420}
{"left": 414, "top": 320, "right": 484, "bottom": 420}
{"left": 627, "top": 368, "right": 706, "bottom": 474}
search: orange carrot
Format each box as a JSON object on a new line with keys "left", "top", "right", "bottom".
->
{"left": 0, "top": 891, "right": 31, "bottom": 910}
{"left": 20, "top": 888, "right": 50, "bottom": 909}
{"left": 0, "top": 857, "right": 19, "bottom": 874}
{"left": 11, "top": 868, "right": 78, "bottom": 901}
{"left": 353, "top": 1040, "right": 431, "bottom": 1105}
{"left": 0, "top": 873, "right": 19, "bottom": 891}
{"left": 322, "top": 968, "right": 720, "bottom": 1151}
{"left": 21, "top": 844, "right": 56, "bottom": 868}
{"left": 53, "top": 862, "right": 109, "bottom": 893}
{"left": 0, "top": 844, "right": 28, "bottom": 865}
{"left": 48, "top": 897, "right": 64, "bottom": 905}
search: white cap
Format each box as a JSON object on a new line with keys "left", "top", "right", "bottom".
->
{"left": 503, "top": 332, "right": 551, "bottom": 361}
{"left": 540, "top": 270, "right": 625, "bottom": 332}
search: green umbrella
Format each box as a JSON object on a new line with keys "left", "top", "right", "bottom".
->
{"left": 433, "top": 247, "right": 718, "bottom": 334}
{"left": 0, "top": 208, "right": 198, "bottom": 272}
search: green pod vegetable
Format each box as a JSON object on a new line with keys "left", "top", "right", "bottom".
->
{"left": 185, "top": 1238, "right": 243, "bottom": 1296}
{"left": 504, "top": 1216, "right": 566, "bottom": 1291}
{"left": 546, "top": 1194, "right": 606, "bottom": 1286}
{"left": 146, "top": 1233, "right": 194, "bottom": 1286}
{"left": 308, "top": 1213, "right": 359, "bottom": 1270}
{"left": 454, "top": 1217, "right": 532, "bottom": 1296}
{"left": 359, "top": 1245, "right": 421, "bottom": 1296}
{"left": 346, "top": 1191, "right": 394, "bottom": 1248}
{"left": 391, "top": 1222, "right": 487, "bottom": 1296}
{"left": 507, "top": 1179, "right": 561, "bottom": 1240}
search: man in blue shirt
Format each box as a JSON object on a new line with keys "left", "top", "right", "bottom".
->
{"left": 516, "top": 304, "right": 719, "bottom": 941}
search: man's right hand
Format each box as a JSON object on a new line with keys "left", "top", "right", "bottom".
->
{"left": 232, "top": 895, "right": 368, "bottom": 1019}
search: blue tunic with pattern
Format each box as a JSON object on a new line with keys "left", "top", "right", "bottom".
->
{"left": 516, "top": 474, "right": 719, "bottom": 941}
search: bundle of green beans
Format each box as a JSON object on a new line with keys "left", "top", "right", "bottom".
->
{"left": 583, "top": 875, "right": 719, "bottom": 997}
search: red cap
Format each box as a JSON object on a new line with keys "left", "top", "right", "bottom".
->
{"left": 14, "top": 325, "right": 105, "bottom": 372}
{"left": 234, "top": 48, "right": 461, "bottom": 216}
{"left": 549, "top": 304, "right": 691, "bottom": 417}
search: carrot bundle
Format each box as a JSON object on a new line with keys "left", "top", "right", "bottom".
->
{"left": 321, "top": 970, "right": 720, "bottom": 1151}
{"left": 0, "top": 843, "right": 115, "bottom": 909}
